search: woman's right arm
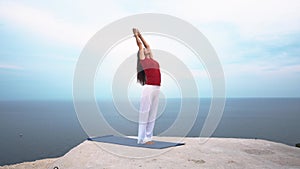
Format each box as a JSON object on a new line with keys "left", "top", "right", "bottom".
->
{"left": 133, "top": 28, "right": 145, "bottom": 60}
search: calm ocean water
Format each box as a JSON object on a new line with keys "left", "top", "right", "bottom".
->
{"left": 0, "top": 98, "right": 299, "bottom": 165}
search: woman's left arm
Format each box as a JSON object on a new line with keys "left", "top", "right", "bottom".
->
{"left": 138, "top": 31, "right": 154, "bottom": 59}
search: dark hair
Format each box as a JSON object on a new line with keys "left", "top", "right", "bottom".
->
{"left": 137, "top": 51, "right": 146, "bottom": 85}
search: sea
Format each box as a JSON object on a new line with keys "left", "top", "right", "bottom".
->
{"left": 0, "top": 98, "right": 299, "bottom": 166}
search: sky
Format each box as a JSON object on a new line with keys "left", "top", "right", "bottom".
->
{"left": 0, "top": 0, "right": 300, "bottom": 100}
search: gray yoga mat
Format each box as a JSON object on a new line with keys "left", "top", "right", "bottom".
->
{"left": 87, "top": 135, "right": 185, "bottom": 149}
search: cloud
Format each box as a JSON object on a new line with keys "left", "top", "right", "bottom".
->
{"left": 0, "top": 1, "right": 127, "bottom": 48}
{"left": 151, "top": 0, "right": 300, "bottom": 39}
{"left": 224, "top": 58, "right": 300, "bottom": 78}
{"left": 0, "top": 1, "right": 92, "bottom": 47}
{"left": 0, "top": 0, "right": 299, "bottom": 98}
{"left": 0, "top": 64, "right": 24, "bottom": 70}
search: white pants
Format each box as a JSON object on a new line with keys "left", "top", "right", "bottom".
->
{"left": 137, "top": 85, "right": 160, "bottom": 144}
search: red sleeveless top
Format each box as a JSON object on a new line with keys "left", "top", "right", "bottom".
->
{"left": 140, "top": 58, "right": 161, "bottom": 86}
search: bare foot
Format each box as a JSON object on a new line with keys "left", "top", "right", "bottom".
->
{"left": 145, "top": 141, "right": 155, "bottom": 145}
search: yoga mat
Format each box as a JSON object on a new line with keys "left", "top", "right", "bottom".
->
{"left": 87, "top": 135, "right": 185, "bottom": 149}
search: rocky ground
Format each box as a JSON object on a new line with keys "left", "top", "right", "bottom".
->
{"left": 1, "top": 137, "right": 300, "bottom": 169}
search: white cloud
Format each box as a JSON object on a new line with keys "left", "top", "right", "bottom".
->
{"left": 151, "top": 0, "right": 300, "bottom": 38}
{"left": 0, "top": 1, "right": 93, "bottom": 47}
{"left": 0, "top": 64, "right": 24, "bottom": 70}
{"left": 0, "top": 1, "right": 127, "bottom": 48}
{"left": 224, "top": 59, "right": 300, "bottom": 78}
{"left": 2, "top": 0, "right": 299, "bottom": 49}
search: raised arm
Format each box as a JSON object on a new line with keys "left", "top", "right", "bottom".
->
{"left": 133, "top": 28, "right": 145, "bottom": 60}
{"left": 138, "top": 31, "right": 150, "bottom": 49}
{"left": 137, "top": 30, "right": 154, "bottom": 59}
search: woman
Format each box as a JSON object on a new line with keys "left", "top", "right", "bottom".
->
{"left": 133, "top": 28, "right": 161, "bottom": 144}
